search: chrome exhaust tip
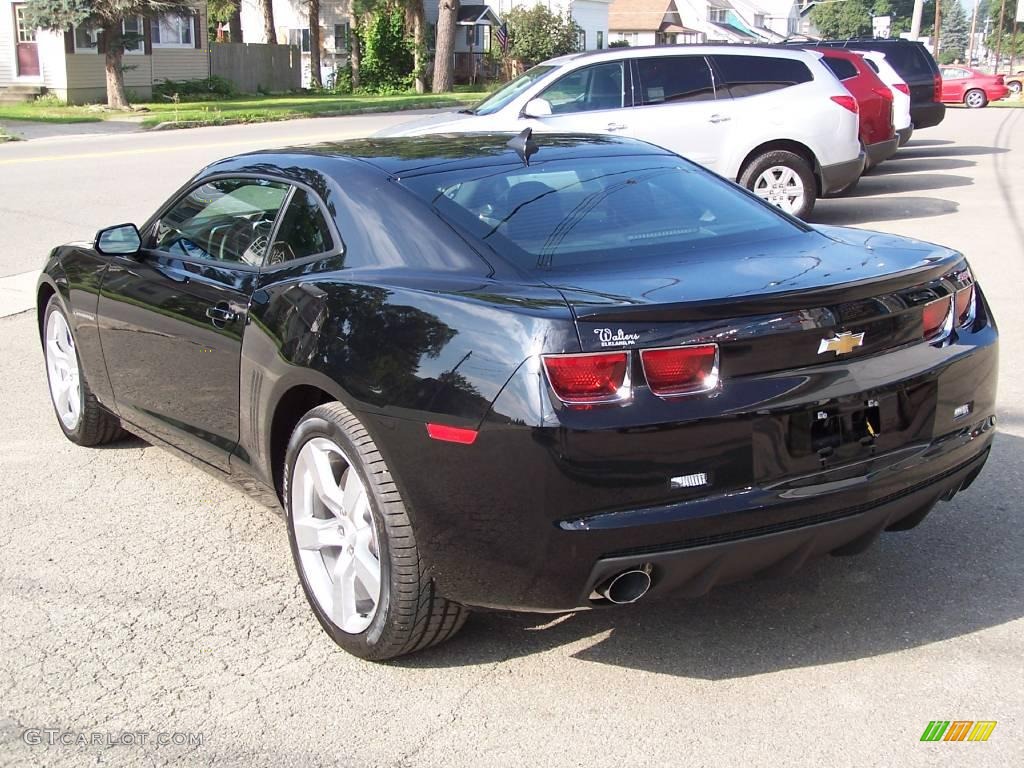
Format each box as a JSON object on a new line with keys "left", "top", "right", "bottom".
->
{"left": 598, "top": 568, "right": 652, "bottom": 604}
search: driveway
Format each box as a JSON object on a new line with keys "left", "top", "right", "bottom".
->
{"left": 0, "top": 108, "right": 1021, "bottom": 767}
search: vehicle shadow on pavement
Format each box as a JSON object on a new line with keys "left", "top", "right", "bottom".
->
{"left": 846, "top": 173, "right": 973, "bottom": 197}
{"left": 895, "top": 143, "right": 1010, "bottom": 158}
{"left": 399, "top": 432, "right": 1022, "bottom": 680}
{"left": 812, "top": 197, "right": 959, "bottom": 226}
{"left": 867, "top": 157, "right": 977, "bottom": 174}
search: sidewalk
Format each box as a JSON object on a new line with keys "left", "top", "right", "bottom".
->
{"left": 0, "top": 270, "right": 39, "bottom": 318}
{"left": 0, "top": 118, "right": 144, "bottom": 142}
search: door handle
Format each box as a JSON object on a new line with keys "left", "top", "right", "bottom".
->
{"left": 606, "top": 122, "right": 628, "bottom": 131}
{"left": 709, "top": 114, "right": 731, "bottom": 124}
{"left": 205, "top": 304, "right": 237, "bottom": 326}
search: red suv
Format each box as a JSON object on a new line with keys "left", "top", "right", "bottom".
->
{"left": 813, "top": 48, "right": 898, "bottom": 171}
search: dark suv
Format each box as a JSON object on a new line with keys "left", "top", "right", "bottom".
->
{"left": 804, "top": 39, "right": 945, "bottom": 130}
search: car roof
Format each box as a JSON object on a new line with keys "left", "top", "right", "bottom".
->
{"left": 218, "top": 133, "right": 677, "bottom": 179}
{"left": 544, "top": 43, "right": 823, "bottom": 67}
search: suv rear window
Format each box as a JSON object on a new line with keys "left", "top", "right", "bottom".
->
{"left": 635, "top": 56, "right": 715, "bottom": 104}
{"left": 711, "top": 55, "right": 813, "bottom": 97}
{"left": 401, "top": 156, "right": 801, "bottom": 274}
{"left": 823, "top": 57, "right": 858, "bottom": 81}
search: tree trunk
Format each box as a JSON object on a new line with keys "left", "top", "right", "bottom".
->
{"left": 412, "top": 2, "right": 426, "bottom": 93}
{"left": 434, "top": 0, "right": 458, "bottom": 92}
{"left": 262, "top": 0, "right": 276, "bottom": 44}
{"left": 350, "top": 24, "right": 361, "bottom": 91}
{"left": 103, "top": 24, "right": 129, "bottom": 109}
{"left": 229, "top": 1, "right": 243, "bottom": 43}
{"left": 309, "top": 0, "right": 322, "bottom": 87}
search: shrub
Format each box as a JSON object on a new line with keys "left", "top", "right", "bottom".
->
{"left": 359, "top": 7, "right": 414, "bottom": 94}
{"left": 153, "top": 76, "right": 238, "bottom": 101}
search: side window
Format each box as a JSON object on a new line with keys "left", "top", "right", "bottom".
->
{"left": 635, "top": 56, "right": 715, "bottom": 105}
{"left": 268, "top": 188, "right": 336, "bottom": 265}
{"left": 823, "top": 57, "right": 859, "bottom": 81}
{"left": 154, "top": 178, "right": 289, "bottom": 266}
{"left": 712, "top": 55, "right": 813, "bottom": 97}
{"left": 542, "top": 62, "right": 625, "bottom": 114}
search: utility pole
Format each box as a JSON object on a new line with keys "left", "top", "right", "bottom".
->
{"left": 1010, "top": 22, "right": 1019, "bottom": 73}
{"left": 967, "top": 0, "right": 979, "bottom": 63}
{"left": 910, "top": 0, "right": 925, "bottom": 38}
{"left": 935, "top": 0, "right": 943, "bottom": 56}
{"left": 995, "top": 0, "right": 1007, "bottom": 72}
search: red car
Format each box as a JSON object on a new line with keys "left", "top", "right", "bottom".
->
{"left": 812, "top": 48, "right": 897, "bottom": 170}
{"left": 939, "top": 66, "right": 1009, "bottom": 108}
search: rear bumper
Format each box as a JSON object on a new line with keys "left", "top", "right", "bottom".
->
{"left": 819, "top": 152, "right": 866, "bottom": 195}
{"left": 897, "top": 126, "right": 914, "bottom": 147}
{"left": 911, "top": 101, "right": 945, "bottom": 129}
{"left": 865, "top": 137, "right": 899, "bottom": 168}
{"left": 583, "top": 441, "right": 990, "bottom": 606}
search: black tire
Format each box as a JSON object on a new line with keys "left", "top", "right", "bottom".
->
{"left": 738, "top": 149, "right": 816, "bottom": 220}
{"left": 1009, "top": 80, "right": 1022, "bottom": 95}
{"left": 964, "top": 89, "right": 988, "bottom": 109}
{"left": 42, "top": 296, "right": 124, "bottom": 446}
{"left": 283, "top": 402, "right": 468, "bottom": 660}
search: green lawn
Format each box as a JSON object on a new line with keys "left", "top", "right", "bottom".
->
{"left": 0, "top": 90, "right": 489, "bottom": 128}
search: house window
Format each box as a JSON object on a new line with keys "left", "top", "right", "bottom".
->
{"left": 465, "top": 25, "right": 482, "bottom": 47}
{"left": 578, "top": 30, "right": 586, "bottom": 49}
{"left": 288, "top": 28, "right": 311, "bottom": 53}
{"left": 428, "top": 23, "right": 436, "bottom": 49}
{"left": 333, "top": 22, "right": 350, "bottom": 50}
{"left": 708, "top": 8, "right": 728, "bottom": 23}
{"left": 597, "top": 30, "right": 604, "bottom": 49}
{"left": 73, "top": 17, "right": 146, "bottom": 55}
{"left": 151, "top": 13, "right": 194, "bottom": 48}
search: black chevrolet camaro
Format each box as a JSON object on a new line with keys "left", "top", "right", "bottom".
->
{"left": 37, "top": 132, "right": 997, "bottom": 660}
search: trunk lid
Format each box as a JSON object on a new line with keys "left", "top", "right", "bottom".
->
{"left": 547, "top": 227, "right": 964, "bottom": 375}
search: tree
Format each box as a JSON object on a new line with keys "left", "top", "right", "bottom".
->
{"left": 809, "top": 0, "right": 873, "bottom": 39}
{"left": 940, "top": 0, "right": 969, "bottom": 60}
{"left": 504, "top": 6, "right": 581, "bottom": 70}
{"left": 25, "top": 0, "right": 194, "bottom": 108}
{"left": 308, "top": 0, "right": 322, "bottom": 87}
{"left": 404, "top": 0, "right": 427, "bottom": 93}
{"left": 207, "top": 0, "right": 242, "bottom": 42}
{"left": 261, "top": 0, "right": 275, "bottom": 43}
{"left": 433, "top": 0, "right": 458, "bottom": 92}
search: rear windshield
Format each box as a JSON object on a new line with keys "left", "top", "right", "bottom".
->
{"left": 401, "top": 156, "right": 802, "bottom": 274}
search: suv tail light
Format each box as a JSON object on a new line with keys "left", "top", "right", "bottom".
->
{"left": 955, "top": 284, "right": 976, "bottom": 327}
{"left": 893, "top": 82, "right": 910, "bottom": 95}
{"left": 831, "top": 95, "right": 859, "bottom": 113}
{"left": 640, "top": 345, "right": 719, "bottom": 397}
{"left": 873, "top": 86, "right": 894, "bottom": 100}
{"left": 922, "top": 296, "right": 953, "bottom": 340}
{"left": 934, "top": 72, "right": 942, "bottom": 102}
{"left": 542, "top": 351, "right": 630, "bottom": 405}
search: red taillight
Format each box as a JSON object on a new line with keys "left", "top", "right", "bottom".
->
{"left": 831, "top": 94, "right": 859, "bottom": 113}
{"left": 893, "top": 82, "right": 910, "bottom": 95}
{"left": 934, "top": 73, "right": 942, "bottom": 102}
{"left": 922, "top": 296, "right": 952, "bottom": 340}
{"left": 639, "top": 344, "right": 718, "bottom": 397}
{"left": 542, "top": 351, "right": 630, "bottom": 405}
{"left": 955, "top": 284, "right": 975, "bottom": 327}
{"left": 426, "top": 423, "right": 478, "bottom": 444}
{"left": 873, "top": 86, "right": 894, "bottom": 100}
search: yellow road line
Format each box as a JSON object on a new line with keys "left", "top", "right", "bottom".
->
{"left": 0, "top": 132, "right": 357, "bottom": 167}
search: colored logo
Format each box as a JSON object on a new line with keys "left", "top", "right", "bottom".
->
{"left": 817, "top": 330, "right": 865, "bottom": 356}
{"left": 920, "top": 721, "right": 997, "bottom": 742}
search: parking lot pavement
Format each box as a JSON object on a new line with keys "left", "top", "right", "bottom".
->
{"left": 1, "top": 108, "right": 1022, "bottom": 767}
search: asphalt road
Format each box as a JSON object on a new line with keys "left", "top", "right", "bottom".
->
{"left": 0, "top": 108, "right": 1022, "bottom": 767}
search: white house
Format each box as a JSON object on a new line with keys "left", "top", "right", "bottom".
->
{"left": 608, "top": 0, "right": 701, "bottom": 46}
{"left": 607, "top": 0, "right": 800, "bottom": 47}
{"left": 0, "top": 1, "right": 210, "bottom": 103}
{"left": 487, "top": 1, "right": 612, "bottom": 51}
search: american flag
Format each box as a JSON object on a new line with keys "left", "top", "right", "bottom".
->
{"left": 495, "top": 22, "right": 509, "bottom": 53}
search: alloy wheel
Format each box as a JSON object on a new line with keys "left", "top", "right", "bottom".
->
{"left": 965, "top": 90, "right": 986, "bottom": 108}
{"left": 289, "top": 437, "right": 382, "bottom": 634}
{"left": 752, "top": 165, "right": 805, "bottom": 215}
{"left": 45, "top": 310, "right": 82, "bottom": 431}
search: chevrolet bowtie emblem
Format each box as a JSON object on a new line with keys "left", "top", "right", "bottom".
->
{"left": 818, "top": 331, "right": 865, "bottom": 356}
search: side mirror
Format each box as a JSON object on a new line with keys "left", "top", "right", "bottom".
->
{"left": 95, "top": 223, "right": 142, "bottom": 256}
{"left": 522, "top": 98, "right": 553, "bottom": 118}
